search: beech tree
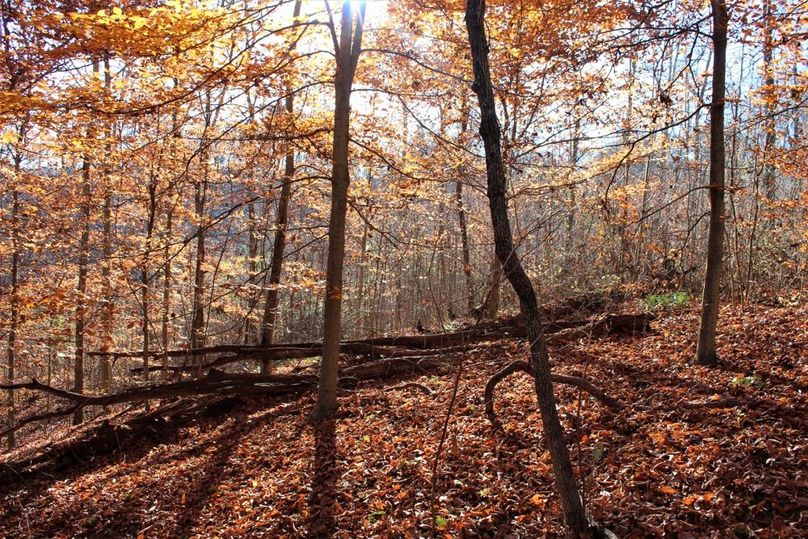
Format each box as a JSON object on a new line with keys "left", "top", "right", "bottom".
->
{"left": 260, "top": 0, "right": 303, "bottom": 371}
{"left": 314, "top": 0, "right": 367, "bottom": 420}
{"left": 465, "top": 0, "right": 590, "bottom": 535}
{"left": 695, "top": 0, "right": 730, "bottom": 366}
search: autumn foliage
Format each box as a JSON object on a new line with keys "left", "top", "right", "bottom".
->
{"left": 0, "top": 0, "right": 806, "bottom": 536}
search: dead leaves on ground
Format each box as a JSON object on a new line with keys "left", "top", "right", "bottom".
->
{"left": 0, "top": 302, "right": 806, "bottom": 537}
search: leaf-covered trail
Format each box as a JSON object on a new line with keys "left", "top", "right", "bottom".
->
{"left": 1, "top": 303, "right": 805, "bottom": 538}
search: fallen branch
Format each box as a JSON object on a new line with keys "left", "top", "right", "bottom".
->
{"left": 2, "top": 336, "right": 630, "bottom": 440}
{"left": 0, "top": 356, "right": 458, "bottom": 439}
{"left": 122, "top": 313, "right": 654, "bottom": 375}
{"left": 0, "top": 371, "right": 317, "bottom": 439}
{"left": 484, "top": 361, "right": 622, "bottom": 430}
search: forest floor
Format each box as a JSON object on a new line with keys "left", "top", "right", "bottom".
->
{"left": 0, "top": 300, "right": 806, "bottom": 538}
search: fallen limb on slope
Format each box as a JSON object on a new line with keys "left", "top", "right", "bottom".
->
{"left": 0, "top": 372, "right": 317, "bottom": 439}
{"left": 1, "top": 354, "right": 620, "bottom": 440}
{"left": 484, "top": 360, "right": 623, "bottom": 430}
{"left": 1, "top": 356, "right": 454, "bottom": 438}
{"left": 112, "top": 312, "right": 654, "bottom": 375}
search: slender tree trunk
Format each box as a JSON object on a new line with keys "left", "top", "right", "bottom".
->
{"left": 695, "top": 0, "right": 729, "bottom": 366}
{"left": 142, "top": 180, "right": 156, "bottom": 389}
{"left": 162, "top": 205, "right": 173, "bottom": 377}
{"left": 191, "top": 90, "right": 216, "bottom": 377}
{"left": 761, "top": 0, "right": 777, "bottom": 201}
{"left": 191, "top": 152, "right": 209, "bottom": 377}
{"left": 314, "top": 0, "right": 365, "bottom": 420}
{"left": 74, "top": 75, "right": 96, "bottom": 424}
{"left": 356, "top": 217, "right": 369, "bottom": 334}
{"left": 455, "top": 96, "right": 475, "bottom": 313}
{"left": 260, "top": 0, "right": 302, "bottom": 366}
{"left": 244, "top": 201, "right": 259, "bottom": 344}
{"left": 99, "top": 56, "right": 113, "bottom": 393}
{"left": 259, "top": 139, "right": 293, "bottom": 350}
{"left": 6, "top": 154, "right": 21, "bottom": 448}
{"left": 465, "top": 1, "right": 590, "bottom": 535}
{"left": 455, "top": 180, "right": 475, "bottom": 313}
{"left": 565, "top": 116, "right": 580, "bottom": 266}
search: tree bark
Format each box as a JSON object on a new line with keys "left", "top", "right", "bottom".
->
{"left": 162, "top": 202, "right": 174, "bottom": 378}
{"left": 141, "top": 177, "right": 157, "bottom": 389}
{"left": 455, "top": 180, "right": 475, "bottom": 313}
{"left": 73, "top": 61, "right": 98, "bottom": 425}
{"left": 695, "top": 0, "right": 729, "bottom": 366}
{"left": 761, "top": 0, "right": 777, "bottom": 201}
{"left": 465, "top": 0, "right": 591, "bottom": 535}
{"left": 481, "top": 252, "right": 501, "bottom": 319}
{"left": 456, "top": 94, "right": 475, "bottom": 313}
{"left": 259, "top": 0, "right": 302, "bottom": 371}
{"left": 314, "top": 0, "right": 366, "bottom": 420}
{"left": 191, "top": 91, "right": 212, "bottom": 377}
{"left": 99, "top": 56, "right": 113, "bottom": 393}
{"left": 6, "top": 150, "right": 21, "bottom": 448}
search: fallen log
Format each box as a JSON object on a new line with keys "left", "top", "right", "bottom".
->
{"left": 124, "top": 312, "right": 654, "bottom": 375}
{"left": 0, "top": 396, "right": 246, "bottom": 487}
{"left": 0, "top": 372, "right": 318, "bottom": 439}
{"left": 1, "top": 353, "right": 619, "bottom": 442}
{"left": 484, "top": 360, "right": 622, "bottom": 430}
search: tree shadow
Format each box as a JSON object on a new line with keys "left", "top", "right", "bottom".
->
{"left": 306, "top": 417, "right": 339, "bottom": 537}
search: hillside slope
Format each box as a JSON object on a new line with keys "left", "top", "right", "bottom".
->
{"left": 1, "top": 303, "right": 805, "bottom": 538}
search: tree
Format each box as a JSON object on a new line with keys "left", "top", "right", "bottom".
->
{"left": 695, "top": 0, "right": 729, "bottom": 366}
{"left": 465, "top": 0, "right": 591, "bottom": 535}
{"left": 260, "top": 0, "right": 303, "bottom": 370}
{"left": 314, "top": 0, "right": 366, "bottom": 420}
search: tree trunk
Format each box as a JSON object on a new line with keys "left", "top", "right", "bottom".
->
{"left": 6, "top": 156, "right": 21, "bottom": 448}
{"left": 314, "top": 0, "right": 365, "bottom": 420}
{"left": 455, "top": 180, "right": 475, "bottom": 313}
{"left": 191, "top": 91, "right": 213, "bottom": 377}
{"left": 761, "top": 0, "right": 777, "bottom": 201}
{"left": 162, "top": 203, "right": 174, "bottom": 377}
{"left": 456, "top": 96, "right": 475, "bottom": 313}
{"left": 482, "top": 252, "right": 501, "bottom": 319}
{"left": 259, "top": 0, "right": 302, "bottom": 369}
{"left": 244, "top": 200, "right": 259, "bottom": 344}
{"left": 142, "top": 179, "right": 157, "bottom": 389}
{"left": 99, "top": 56, "right": 113, "bottom": 393}
{"left": 465, "top": 1, "right": 590, "bottom": 535}
{"left": 695, "top": 0, "right": 729, "bottom": 366}
{"left": 191, "top": 158, "right": 209, "bottom": 376}
{"left": 74, "top": 64, "right": 96, "bottom": 424}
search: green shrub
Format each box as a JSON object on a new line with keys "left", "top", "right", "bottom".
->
{"left": 645, "top": 291, "right": 690, "bottom": 309}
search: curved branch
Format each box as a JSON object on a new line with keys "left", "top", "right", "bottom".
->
{"left": 484, "top": 361, "right": 622, "bottom": 430}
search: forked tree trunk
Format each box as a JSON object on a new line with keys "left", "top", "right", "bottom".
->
{"left": 314, "top": 0, "right": 366, "bottom": 420}
{"left": 695, "top": 0, "right": 729, "bottom": 366}
{"left": 465, "top": 1, "right": 590, "bottom": 535}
